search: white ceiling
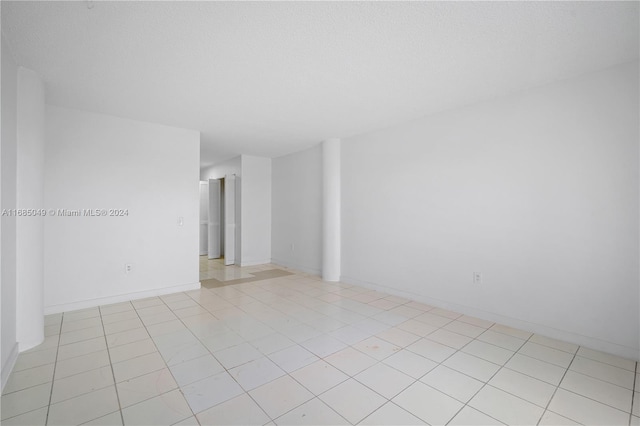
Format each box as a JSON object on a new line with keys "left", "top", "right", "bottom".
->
{"left": 2, "top": 1, "right": 638, "bottom": 166}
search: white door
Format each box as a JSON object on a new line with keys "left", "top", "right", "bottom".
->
{"left": 208, "top": 179, "right": 221, "bottom": 259}
{"left": 199, "top": 181, "right": 209, "bottom": 255}
{"left": 224, "top": 175, "right": 235, "bottom": 265}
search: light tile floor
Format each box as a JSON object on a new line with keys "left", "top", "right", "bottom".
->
{"left": 2, "top": 259, "right": 638, "bottom": 425}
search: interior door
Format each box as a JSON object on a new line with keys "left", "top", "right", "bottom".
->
{"left": 199, "top": 181, "right": 209, "bottom": 256}
{"left": 208, "top": 178, "right": 221, "bottom": 259}
{"left": 224, "top": 174, "right": 235, "bottom": 265}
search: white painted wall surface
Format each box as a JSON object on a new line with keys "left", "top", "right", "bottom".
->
{"left": 200, "top": 156, "right": 241, "bottom": 181}
{"left": 44, "top": 106, "right": 200, "bottom": 313}
{"left": 341, "top": 62, "right": 639, "bottom": 358}
{"left": 272, "top": 144, "right": 322, "bottom": 275}
{"left": 15, "top": 67, "right": 45, "bottom": 351}
{"left": 322, "top": 139, "right": 341, "bottom": 281}
{"left": 240, "top": 155, "right": 271, "bottom": 266}
{"left": 1, "top": 36, "right": 19, "bottom": 390}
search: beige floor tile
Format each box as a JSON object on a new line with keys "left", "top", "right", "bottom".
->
{"left": 57, "top": 336, "right": 107, "bottom": 361}
{"left": 112, "top": 351, "right": 166, "bottom": 382}
{"left": 51, "top": 365, "right": 114, "bottom": 403}
{"left": 560, "top": 370, "right": 633, "bottom": 412}
{"left": 107, "top": 338, "right": 157, "bottom": 364}
{"left": 518, "top": 341, "right": 574, "bottom": 368}
{"left": 1, "top": 383, "right": 52, "bottom": 421}
{"left": 360, "top": 401, "right": 426, "bottom": 425}
{"left": 228, "top": 357, "right": 285, "bottom": 391}
{"left": 392, "top": 381, "right": 463, "bottom": 425}
{"left": 276, "top": 397, "right": 350, "bottom": 425}
{"left": 324, "top": 347, "right": 377, "bottom": 376}
{"left": 406, "top": 338, "right": 456, "bottom": 363}
{"left": 47, "top": 386, "right": 119, "bottom": 425}
{"left": 442, "top": 351, "right": 500, "bottom": 382}
{"left": 3, "top": 363, "right": 55, "bottom": 394}
{"left": 548, "top": 388, "right": 630, "bottom": 425}
{"left": 0, "top": 406, "right": 48, "bottom": 426}
{"left": 54, "top": 349, "right": 110, "bottom": 379}
{"left": 355, "top": 362, "right": 415, "bottom": 399}
{"left": 489, "top": 367, "right": 556, "bottom": 407}
{"left": 249, "top": 374, "right": 317, "bottom": 419}
{"left": 570, "top": 356, "right": 635, "bottom": 389}
{"left": 196, "top": 393, "right": 270, "bottom": 425}
{"left": 468, "top": 385, "right": 544, "bottom": 425}
{"left": 529, "top": 334, "right": 579, "bottom": 354}
{"left": 319, "top": 379, "right": 386, "bottom": 424}
{"left": 383, "top": 349, "right": 438, "bottom": 379}
{"left": 122, "top": 389, "right": 193, "bottom": 425}
{"left": 576, "top": 347, "right": 636, "bottom": 371}
{"left": 290, "top": 360, "right": 349, "bottom": 395}
{"left": 13, "top": 348, "right": 56, "bottom": 372}
{"left": 116, "top": 368, "right": 178, "bottom": 408}
{"left": 449, "top": 406, "right": 503, "bottom": 425}
{"left": 168, "top": 354, "right": 224, "bottom": 387}
{"left": 505, "top": 353, "right": 566, "bottom": 385}
{"left": 352, "top": 336, "right": 402, "bottom": 361}
{"left": 421, "top": 365, "right": 484, "bottom": 403}
{"left": 461, "top": 339, "right": 514, "bottom": 365}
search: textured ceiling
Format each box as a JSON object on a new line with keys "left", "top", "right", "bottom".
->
{"left": 2, "top": 1, "right": 639, "bottom": 166}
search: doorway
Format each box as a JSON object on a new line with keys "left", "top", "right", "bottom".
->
{"left": 199, "top": 175, "right": 239, "bottom": 266}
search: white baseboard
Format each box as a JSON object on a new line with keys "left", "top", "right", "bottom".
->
{"left": 239, "top": 259, "right": 272, "bottom": 267}
{"left": 1, "top": 343, "right": 19, "bottom": 392}
{"left": 271, "top": 258, "right": 321, "bottom": 277}
{"left": 341, "top": 275, "right": 639, "bottom": 361}
{"left": 44, "top": 282, "right": 201, "bottom": 315}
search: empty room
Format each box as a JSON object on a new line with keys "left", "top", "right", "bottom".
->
{"left": 1, "top": 1, "right": 639, "bottom": 425}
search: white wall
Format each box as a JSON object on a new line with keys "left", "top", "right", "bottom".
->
{"left": 240, "top": 155, "right": 272, "bottom": 266}
{"left": 16, "top": 67, "right": 45, "bottom": 351}
{"left": 44, "top": 106, "right": 200, "bottom": 313}
{"left": 200, "top": 155, "right": 272, "bottom": 267}
{"left": 272, "top": 145, "right": 323, "bottom": 275}
{"left": 1, "top": 35, "right": 19, "bottom": 390}
{"left": 200, "top": 156, "right": 241, "bottom": 181}
{"left": 340, "top": 61, "right": 639, "bottom": 359}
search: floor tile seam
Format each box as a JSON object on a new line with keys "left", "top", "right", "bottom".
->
{"left": 448, "top": 332, "right": 540, "bottom": 426}
{"left": 536, "top": 343, "right": 579, "bottom": 425}
{"left": 154, "top": 289, "right": 283, "bottom": 418}
{"left": 126, "top": 298, "right": 198, "bottom": 423}
{"left": 98, "top": 305, "right": 128, "bottom": 426}
{"left": 44, "top": 310, "right": 64, "bottom": 425}
{"left": 9, "top": 357, "right": 57, "bottom": 375}
{"left": 571, "top": 353, "right": 638, "bottom": 373}
{"left": 631, "top": 362, "right": 639, "bottom": 425}
{"left": 1, "top": 372, "right": 55, "bottom": 398}
{"left": 567, "top": 360, "right": 636, "bottom": 390}
{"left": 283, "top": 360, "right": 384, "bottom": 424}
{"left": 349, "top": 360, "right": 419, "bottom": 401}
{"left": 0, "top": 404, "right": 49, "bottom": 424}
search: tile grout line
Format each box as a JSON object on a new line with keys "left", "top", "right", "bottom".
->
{"left": 629, "top": 361, "right": 638, "bottom": 425}
{"left": 537, "top": 344, "right": 580, "bottom": 425}
{"left": 133, "top": 298, "right": 199, "bottom": 425}
{"left": 44, "top": 313, "right": 64, "bottom": 425}
{"left": 98, "top": 306, "right": 126, "bottom": 426}
{"left": 443, "top": 327, "right": 533, "bottom": 425}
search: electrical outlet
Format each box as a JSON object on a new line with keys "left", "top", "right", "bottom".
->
{"left": 290, "top": 243, "right": 295, "bottom": 251}
{"left": 473, "top": 272, "right": 482, "bottom": 284}
{"left": 125, "top": 263, "right": 133, "bottom": 274}
{"left": 177, "top": 216, "right": 184, "bottom": 226}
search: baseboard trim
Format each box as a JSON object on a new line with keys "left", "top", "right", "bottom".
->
{"left": 271, "top": 258, "right": 321, "bottom": 277}
{"left": 340, "top": 275, "right": 639, "bottom": 361}
{"left": 44, "top": 282, "right": 201, "bottom": 315}
{"left": 1, "top": 343, "right": 19, "bottom": 392}
{"left": 239, "top": 259, "right": 272, "bottom": 267}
